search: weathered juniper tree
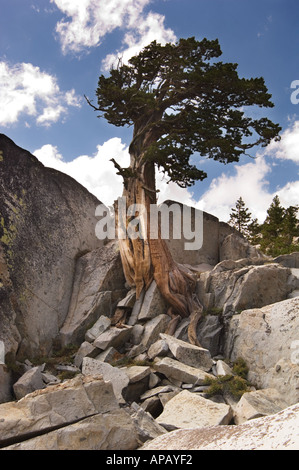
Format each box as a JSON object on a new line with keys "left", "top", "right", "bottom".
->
{"left": 88, "top": 37, "right": 281, "bottom": 343}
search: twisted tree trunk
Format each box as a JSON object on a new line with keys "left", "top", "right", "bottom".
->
{"left": 114, "top": 149, "right": 203, "bottom": 345}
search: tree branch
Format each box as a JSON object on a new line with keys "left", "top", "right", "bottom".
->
{"left": 110, "top": 158, "right": 136, "bottom": 179}
{"left": 84, "top": 94, "right": 100, "bottom": 112}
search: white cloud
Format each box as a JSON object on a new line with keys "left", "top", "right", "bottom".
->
{"left": 36, "top": 105, "right": 66, "bottom": 126}
{"left": 197, "top": 160, "right": 298, "bottom": 224}
{"left": 276, "top": 180, "right": 299, "bottom": 208}
{"left": 51, "top": 0, "right": 149, "bottom": 54}
{"left": 196, "top": 121, "right": 299, "bottom": 222}
{"left": 102, "top": 11, "right": 177, "bottom": 70}
{"left": 33, "top": 137, "right": 272, "bottom": 224}
{"left": 264, "top": 120, "right": 299, "bottom": 164}
{"left": 33, "top": 121, "right": 299, "bottom": 224}
{"left": 34, "top": 138, "right": 128, "bottom": 206}
{"left": 50, "top": 0, "right": 176, "bottom": 65}
{"left": 198, "top": 157, "right": 274, "bottom": 223}
{"left": 0, "top": 61, "right": 81, "bottom": 127}
{"left": 156, "top": 170, "right": 196, "bottom": 207}
{"left": 33, "top": 138, "right": 195, "bottom": 208}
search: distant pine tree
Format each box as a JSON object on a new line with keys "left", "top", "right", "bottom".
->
{"left": 260, "top": 196, "right": 299, "bottom": 256}
{"left": 228, "top": 195, "right": 299, "bottom": 256}
{"left": 247, "top": 217, "right": 262, "bottom": 245}
{"left": 282, "top": 205, "right": 299, "bottom": 245}
{"left": 228, "top": 197, "right": 252, "bottom": 236}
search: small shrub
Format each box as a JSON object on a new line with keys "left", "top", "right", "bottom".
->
{"left": 57, "top": 370, "right": 79, "bottom": 381}
{"left": 204, "top": 358, "right": 251, "bottom": 399}
{"left": 203, "top": 374, "right": 250, "bottom": 399}
{"left": 232, "top": 357, "right": 249, "bottom": 379}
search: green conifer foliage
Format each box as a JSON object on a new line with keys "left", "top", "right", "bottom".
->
{"left": 229, "top": 197, "right": 253, "bottom": 236}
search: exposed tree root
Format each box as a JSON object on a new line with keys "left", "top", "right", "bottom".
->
{"left": 115, "top": 160, "right": 203, "bottom": 346}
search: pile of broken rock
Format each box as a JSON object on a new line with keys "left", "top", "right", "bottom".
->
{"left": 1, "top": 251, "right": 299, "bottom": 450}
{"left": 1, "top": 136, "right": 298, "bottom": 450}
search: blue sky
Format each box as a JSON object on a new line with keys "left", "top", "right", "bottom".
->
{"left": 0, "top": 0, "right": 298, "bottom": 222}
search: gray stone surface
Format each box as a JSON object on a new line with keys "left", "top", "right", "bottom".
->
{"left": 128, "top": 314, "right": 170, "bottom": 357}
{"left": 3, "top": 410, "right": 139, "bottom": 450}
{"left": 125, "top": 366, "right": 151, "bottom": 384}
{"left": 141, "top": 403, "right": 299, "bottom": 450}
{"left": 95, "top": 346, "right": 118, "bottom": 363}
{"left": 148, "top": 339, "right": 169, "bottom": 359}
{"left": 0, "top": 134, "right": 104, "bottom": 359}
{"left": 128, "top": 402, "right": 167, "bottom": 443}
{"left": 74, "top": 341, "right": 99, "bottom": 368}
{"left": 0, "top": 365, "right": 12, "bottom": 403}
{"left": 13, "top": 366, "right": 45, "bottom": 399}
{"left": 160, "top": 333, "right": 214, "bottom": 371}
{"left": 138, "top": 281, "right": 167, "bottom": 321}
{"left": 93, "top": 326, "right": 132, "bottom": 351}
{"left": 234, "top": 388, "right": 289, "bottom": 424}
{"left": 0, "top": 375, "right": 118, "bottom": 447}
{"left": 156, "top": 390, "right": 233, "bottom": 430}
{"left": 82, "top": 357, "right": 129, "bottom": 403}
{"left": 154, "top": 357, "right": 214, "bottom": 385}
{"left": 225, "top": 297, "right": 299, "bottom": 405}
{"left": 59, "top": 241, "right": 126, "bottom": 347}
{"left": 197, "top": 260, "right": 293, "bottom": 315}
{"left": 220, "top": 233, "right": 264, "bottom": 261}
{"left": 85, "top": 316, "right": 111, "bottom": 343}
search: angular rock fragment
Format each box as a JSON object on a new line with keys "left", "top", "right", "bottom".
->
{"left": 82, "top": 357, "right": 129, "bottom": 403}
{"left": 156, "top": 390, "right": 233, "bottom": 430}
{"left": 137, "top": 281, "right": 167, "bottom": 321}
{"left": 74, "top": 341, "right": 99, "bottom": 367}
{"left": 93, "top": 326, "right": 132, "bottom": 351}
{"left": 0, "top": 375, "right": 118, "bottom": 447}
{"left": 117, "top": 289, "right": 136, "bottom": 309}
{"left": 3, "top": 410, "right": 138, "bottom": 450}
{"left": 59, "top": 240, "right": 126, "bottom": 347}
{"left": 160, "top": 333, "right": 214, "bottom": 371}
{"left": 128, "top": 402, "right": 167, "bottom": 443}
{"left": 125, "top": 366, "right": 151, "bottom": 384}
{"left": 226, "top": 297, "right": 299, "bottom": 405}
{"left": 141, "top": 403, "right": 299, "bottom": 450}
{"left": 234, "top": 388, "right": 289, "bottom": 424}
{"left": 95, "top": 346, "right": 118, "bottom": 363}
{"left": 13, "top": 366, "right": 45, "bottom": 400}
{"left": 140, "top": 385, "right": 176, "bottom": 401}
{"left": 128, "top": 314, "right": 170, "bottom": 357}
{"left": 85, "top": 316, "right": 111, "bottom": 343}
{"left": 148, "top": 339, "right": 169, "bottom": 360}
{"left": 154, "top": 357, "right": 214, "bottom": 385}
{"left": 215, "top": 360, "right": 234, "bottom": 377}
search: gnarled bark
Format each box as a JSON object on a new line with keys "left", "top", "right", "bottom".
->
{"left": 114, "top": 153, "right": 203, "bottom": 346}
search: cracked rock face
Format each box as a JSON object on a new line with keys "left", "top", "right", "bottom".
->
{"left": 0, "top": 134, "right": 104, "bottom": 359}
{"left": 197, "top": 261, "right": 293, "bottom": 315}
{"left": 1, "top": 135, "right": 298, "bottom": 450}
{"left": 0, "top": 375, "right": 139, "bottom": 451}
{"left": 141, "top": 403, "right": 299, "bottom": 450}
{"left": 225, "top": 297, "right": 299, "bottom": 405}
